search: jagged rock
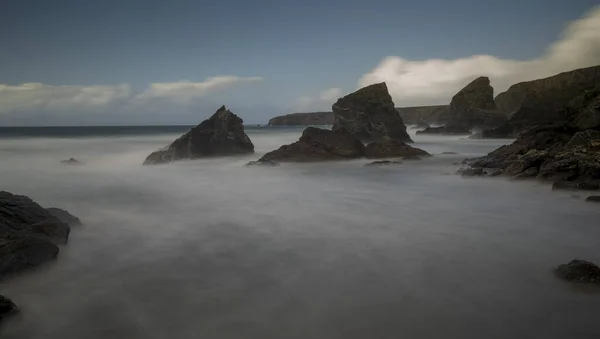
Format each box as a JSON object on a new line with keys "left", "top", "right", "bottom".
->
{"left": 0, "top": 295, "right": 18, "bottom": 320}
{"left": 332, "top": 83, "right": 412, "bottom": 143}
{"left": 566, "top": 130, "right": 600, "bottom": 148}
{"left": 144, "top": 106, "right": 254, "bottom": 165}
{"left": 259, "top": 127, "right": 365, "bottom": 162}
{"left": 268, "top": 112, "right": 334, "bottom": 126}
{"left": 586, "top": 196, "right": 600, "bottom": 202}
{"left": 364, "top": 139, "right": 429, "bottom": 159}
{"left": 448, "top": 76, "right": 506, "bottom": 128}
{"left": 60, "top": 158, "right": 83, "bottom": 165}
{"left": 416, "top": 124, "right": 472, "bottom": 135}
{"left": 245, "top": 159, "right": 280, "bottom": 167}
{"left": 0, "top": 191, "right": 80, "bottom": 277}
{"left": 555, "top": 259, "right": 600, "bottom": 283}
{"left": 364, "top": 160, "right": 403, "bottom": 166}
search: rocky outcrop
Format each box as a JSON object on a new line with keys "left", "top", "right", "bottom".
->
{"left": 364, "top": 139, "right": 429, "bottom": 159}
{"left": 245, "top": 159, "right": 280, "bottom": 167}
{"left": 332, "top": 83, "right": 412, "bottom": 143}
{"left": 586, "top": 196, "right": 600, "bottom": 202}
{"left": 144, "top": 106, "right": 254, "bottom": 165}
{"left": 364, "top": 160, "right": 403, "bottom": 166}
{"left": 60, "top": 158, "right": 83, "bottom": 165}
{"left": 463, "top": 84, "right": 600, "bottom": 186}
{"left": 0, "top": 295, "right": 18, "bottom": 320}
{"left": 268, "top": 112, "right": 334, "bottom": 126}
{"left": 259, "top": 127, "right": 365, "bottom": 162}
{"left": 447, "top": 76, "right": 506, "bottom": 128}
{"left": 416, "top": 125, "right": 472, "bottom": 135}
{"left": 1, "top": 191, "right": 81, "bottom": 277}
{"left": 396, "top": 105, "right": 450, "bottom": 125}
{"left": 555, "top": 259, "right": 600, "bottom": 283}
{"left": 483, "top": 65, "right": 600, "bottom": 138}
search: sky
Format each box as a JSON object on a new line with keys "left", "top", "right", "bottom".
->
{"left": 1, "top": 0, "right": 599, "bottom": 126}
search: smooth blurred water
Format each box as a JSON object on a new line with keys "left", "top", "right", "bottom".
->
{"left": 1, "top": 126, "right": 599, "bottom": 339}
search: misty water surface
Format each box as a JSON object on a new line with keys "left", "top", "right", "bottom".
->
{"left": 0, "top": 127, "right": 599, "bottom": 339}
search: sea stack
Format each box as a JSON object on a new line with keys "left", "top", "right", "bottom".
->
{"left": 332, "top": 83, "right": 412, "bottom": 143}
{"left": 144, "top": 106, "right": 255, "bottom": 165}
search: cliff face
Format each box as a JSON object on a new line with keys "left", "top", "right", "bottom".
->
{"left": 267, "top": 112, "right": 334, "bottom": 126}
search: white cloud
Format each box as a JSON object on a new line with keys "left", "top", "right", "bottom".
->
{"left": 358, "top": 6, "right": 600, "bottom": 106}
{"left": 135, "top": 76, "right": 263, "bottom": 104}
{"left": 0, "top": 83, "right": 131, "bottom": 113}
{"left": 293, "top": 87, "right": 342, "bottom": 112}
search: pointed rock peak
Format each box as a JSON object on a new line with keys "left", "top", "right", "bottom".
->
{"left": 468, "top": 76, "right": 491, "bottom": 86}
{"left": 217, "top": 105, "right": 227, "bottom": 112}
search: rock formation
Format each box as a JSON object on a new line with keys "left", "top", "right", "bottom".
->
{"left": 0, "top": 295, "right": 18, "bottom": 320}
{"left": 332, "top": 83, "right": 412, "bottom": 143}
{"left": 483, "top": 65, "right": 600, "bottom": 138}
{"left": 144, "top": 106, "right": 254, "bottom": 165}
{"left": 448, "top": 76, "right": 505, "bottom": 128}
{"left": 555, "top": 259, "right": 600, "bottom": 283}
{"left": 259, "top": 127, "right": 365, "bottom": 162}
{"left": 416, "top": 125, "right": 472, "bottom": 135}
{"left": 268, "top": 112, "right": 334, "bottom": 126}
{"left": 364, "top": 139, "right": 430, "bottom": 159}
{"left": 396, "top": 105, "right": 450, "bottom": 125}
{"left": 462, "top": 83, "right": 600, "bottom": 186}
{"left": 60, "top": 158, "right": 83, "bottom": 165}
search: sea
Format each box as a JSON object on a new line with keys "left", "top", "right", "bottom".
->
{"left": 0, "top": 125, "right": 599, "bottom": 339}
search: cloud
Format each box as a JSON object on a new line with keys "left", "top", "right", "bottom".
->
{"left": 293, "top": 87, "right": 342, "bottom": 112}
{"left": 359, "top": 5, "right": 600, "bottom": 106}
{"left": 0, "top": 83, "right": 132, "bottom": 113}
{"left": 134, "top": 76, "right": 263, "bottom": 104}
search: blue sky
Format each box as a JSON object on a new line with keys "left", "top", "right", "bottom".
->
{"left": 1, "top": 0, "right": 599, "bottom": 125}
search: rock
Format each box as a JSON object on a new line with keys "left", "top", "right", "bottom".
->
{"left": 364, "top": 160, "right": 403, "bottom": 166}
{"left": 0, "top": 191, "right": 80, "bottom": 277}
{"left": 144, "top": 106, "right": 254, "bottom": 165}
{"left": 260, "top": 127, "right": 365, "bottom": 162}
{"left": 332, "top": 83, "right": 412, "bottom": 143}
{"left": 46, "top": 208, "right": 82, "bottom": 227}
{"left": 487, "top": 168, "right": 504, "bottom": 177}
{"left": 555, "top": 259, "right": 600, "bottom": 283}
{"left": 416, "top": 124, "right": 472, "bottom": 135}
{"left": 268, "top": 112, "right": 334, "bottom": 126}
{"left": 514, "top": 167, "right": 539, "bottom": 179}
{"left": 60, "top": 158, "right": 83, "bottom": 165}
{"left": 441, "top": 152, "right": 459, "bottom": 155}
{"left": 0, "top": 295, "right": 18, "bottom": 320}
{"left": 566, "top": 130, "right": 600, "bottom": 148}
{"left": 402, "top": 155, "right": 422, "bottom": 161}
{"left": 364, "top": 139, "right": 429, "bottom": 159}
{"left": 460, "top": 168, "right": 485, "bottom": 177}
{"left": 586, "top": 196, "right": 600, "bottom": 202}
{"left": 552, "top": 181, "right": 599, "bottom": 191}
{"left": 397, "top": 105, "right": 450, "bottom": 125}
{"left": 448, "top": 76, "right": 506, "bottom": 128}
{"left": 245, "top": 159, "right": 280, "bottom": 167}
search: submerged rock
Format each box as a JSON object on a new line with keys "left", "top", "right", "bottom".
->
{"left": 245, "top": 159, "right": 280, "bottom": 167}
{"left": 555, "top": 259, "right": 600, "bottom": 283}
{"left": 364, "top": 160, "right": 403, "bottom": 166}
{"left": 416, "top": 124, "right": 472, "bottom": 135}
{"left": 259, "top": 127, "right": 365, "bottom": 162}
{"left": 60, "top": 158, "right": 83, "bottom": 165}
{"left": 586, "top": 196, "right": 600, "bottom": 203}
{"left": 332, "top": 83, "right": 412, "bottom": 143}
{"left": 364, "top": 139, "right": 429, "bottom": 159}
{"left": 144, "top": 106, "right": 254, "bottom": 165}
{"left": 0, "top": 295, "right": 18, "bottom": 320}
{"left": 552, "top": 181, "right": 599, "bottom": 191}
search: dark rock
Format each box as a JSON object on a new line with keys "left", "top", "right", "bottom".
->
{"left": 441, "top": 152, "right": 459, "bottom": 155}
{"left": 555, "top": 259, "right": 600, "bottom": 283}
{"left": 416, "top": 124, "right": 472, "bottom": 135}
{"left": 514, "top": 167, "right": 539, "bottom": 179}
{"left": 566, "top": 130, "right": 600, "bottom": 148}
{"left": 46, "top": 208, "right": 82, "bottom": 227}
{"left": 585, "top": 196, "right": 600, "bottom": 202}
{"left": 268, "top": 112, "right": 334, "bottom": 126}
{"left": 332, "top": 83, "right": 412, "bottom": 143}
{"left": 487, "top": 168, "right": 504, "bottom": 177}
{"left": 0, "top": 295, "right": 18, "bottom": 320}
{"left": 144, "top": 106, "right": 254, "bottom": 165}
{"left": 364, "top": 139, "right": 429, "bottom": 159}
{"left": 364, "top": 160, "right": 403, "bottom": 166}
{"left": 60, "top": 158, "right": 83, "bottom": 165}
{"left": 402, "top": 155, "right": 422, "bottom": 161}
{"left": 260, "top": 127, "right": 365, "bottom": 162}
{"left": 552, "top": 181, "right": 599, "bottom": 191}
{"left": 396, "top": 105, "right": 450, "bottom": 125}
{"left": 460, "top": 168, "right": 485, "bottom": 177}
{"left": 0, "top": 232, "right": 59, "bottom": 277}
{"left": 448, "top": 76, "right": 506, "bottom": 128}
{"left": 245, "top": 159, "right": 280, "bottom": 167}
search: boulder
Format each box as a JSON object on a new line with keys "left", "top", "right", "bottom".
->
{"left": 586, "top": 196, "right": 600, "bottom": 203}
{"left": 60, "top": 158, "right": 83, "bottom": 165}
{"left": 144, "top": 106, "right": 254, "bottom": 165}
{"left": 0, "top": 295, "right": 18, "bottom": 320}
{"left": 448, "top": 76, "right": 506, "bottom": 128}
{"left": 555, "top": 259, "right": 600, "bottom": 283}
{"left": 566, "top": 130, "right": 600, "bottom": 148}
{"left": 245, "top": 159, "right": 280, "bottom": 167}
{"left": 364, "top": 139, "right": 429, "bottom": 159}
{"left": 259, "top": 127, "right": 365, "bottom": 162}
{"left": 552, "top": 181, "right": 599, "bottom": 191}
{"left": 332, "top": 83, "right": 412, "bottom": 143}
{"left": 0, "top": 191, "right": 80, "bottom": 277}
{"left": 46, "top": 208, "right": 82, "bottom": 227}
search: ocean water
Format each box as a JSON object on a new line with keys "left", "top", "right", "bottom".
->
{"left": 0, "top": 126, "right": 599, "bottom": 339}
